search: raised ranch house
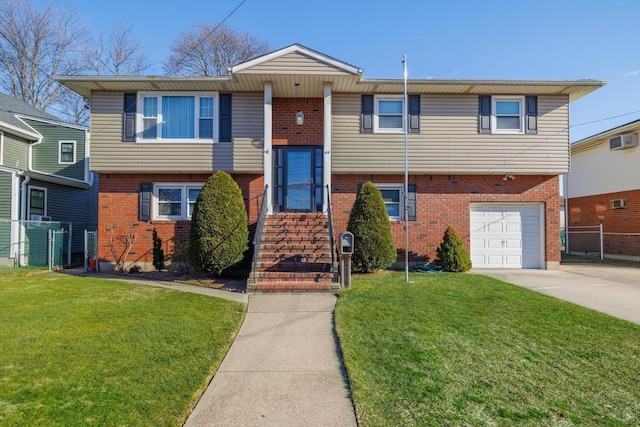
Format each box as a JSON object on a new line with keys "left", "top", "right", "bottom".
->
{"left": 566, "top": 119, "right": 640, "bottom": 260}
{"left": 57, "top": 44, "right": 604, "bottom": 291}
{"left": 0, "top": 93, "right": 97, "bottom": 267}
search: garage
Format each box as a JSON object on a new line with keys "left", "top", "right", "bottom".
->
{"left": 470, "top": 204, "right": 543, "bottom": 269}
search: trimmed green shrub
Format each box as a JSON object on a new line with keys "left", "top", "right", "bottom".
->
{"left": 347, "top": 182, "right": 397, "bottom": 273}
{"left": 435, "top": 226, "right": 472, "bottom": 272}
{"left": 189, "top": 171, "right": 248, "bottom": 275}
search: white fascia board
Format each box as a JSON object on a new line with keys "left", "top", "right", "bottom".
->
{"left": 0, "top": 121, "right": 41, "bottom": 141}
{"left": 15, "top": 114, "right": 89, "bottom": 131}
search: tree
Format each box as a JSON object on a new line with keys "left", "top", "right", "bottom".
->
{"left": 83, "top": 23, "right": 150, "bottom": 76}
{"left": 0, "top": 0, "right": 88, "bottom": 111}
{"left": 164, "top": 23, "right": 269, "bottom": 76}
{"left": 189, "top": 171, "right": 248, "bottom": 275}
{"left": 435, "top": 226, "right": 472, "bottom": 272}
{"left": 347, "top": 182, "right": 397, "bottom": 273}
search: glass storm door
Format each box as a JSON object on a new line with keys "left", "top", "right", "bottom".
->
{"left": 273, "top": 147, "right": 323, "bottom": 212}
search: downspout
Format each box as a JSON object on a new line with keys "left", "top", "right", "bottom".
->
{"left": 28, "top": 135, "right": 43, "bottom": 172}
{"left": 20, "top": 174, "right": 31, "bottom": 221}
{"left": 19, "top": 174, "right": 31, "bottom": 267}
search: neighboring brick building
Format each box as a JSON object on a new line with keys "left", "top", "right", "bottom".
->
{"left": 566, "top": 119, "right": 640, "bottom": 259}
{"left": 58, "top": 44, "right": 604, "bottom": 290}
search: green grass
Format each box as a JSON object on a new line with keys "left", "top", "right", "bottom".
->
{"left": 335, "top": 272, "right": 640, "bottom": 426}
{"left": 0, "top": 271, "right": 245, "bottom": 426}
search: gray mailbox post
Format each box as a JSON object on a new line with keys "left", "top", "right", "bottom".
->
{"left": 338, "top": 231, "right": 354, "bottom": 288}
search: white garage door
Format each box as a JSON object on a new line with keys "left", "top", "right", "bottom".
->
{"left": 470, "top": 204, "right": 542, "bottom": 269}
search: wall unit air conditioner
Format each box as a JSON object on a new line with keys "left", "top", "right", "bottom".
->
{"left": 609, "top": 133, "right": 638, "bottom": 150}
{"left": 610, "top": 198, "right": 627, "bottom": 209}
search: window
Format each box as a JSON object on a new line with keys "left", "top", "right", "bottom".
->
{"left": 28, "top": 187, "right": 46, "bottom": 220}
{"left": 58, "top": 141, "right": 76, "bottom": 164}
{"left": 154, "top": 184, "right": 203, "bottom": 220}
{"left": 375, "top": 184, "right": 404, "bottom": 220}
{"left": 492, "top": 97, "right": 524, "bottom": 133}
{"left": 137, "top": 93, "right": 217, "bottom": 142}
{"left": 374, "top": 95, "right": 404, "bottom": 133}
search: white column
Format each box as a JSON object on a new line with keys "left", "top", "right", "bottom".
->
{"left": 264, "top": 82, "right": 273, "bottom": 214}
{"left": 323, "top": 83, "right": 332, "bottom": 214}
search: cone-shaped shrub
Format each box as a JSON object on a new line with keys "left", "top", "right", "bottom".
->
{"left": 435, "top": 226, "right": 472, "bottom": 272}
{"left": 189, "top": 171, "right": 248, "bottom": 275}
{"left": 347, "top": 182, "right": 397, "bottom": 272}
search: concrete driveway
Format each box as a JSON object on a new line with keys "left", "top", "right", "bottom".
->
{"left": 476, "top": 264, "right": 640, "bottom": 324}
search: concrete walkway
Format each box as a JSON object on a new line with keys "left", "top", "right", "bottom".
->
{"left": 184, "top": 294, "right": 357, "bottom": 427}
{"left": 477, "top": 263, "right": 640, "bottom": 324}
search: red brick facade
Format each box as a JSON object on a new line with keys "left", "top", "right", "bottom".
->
{"left": 332, "top": 174, "right": 561, "bottom": 267}
{"left": 97, "top": 173, "right": 263, "bottom": 269}
{"left": 272, "top": 98, "right": 323, "bottom": 146}
{"left": 568, "top": 189, "right": 640, "bottom": 257}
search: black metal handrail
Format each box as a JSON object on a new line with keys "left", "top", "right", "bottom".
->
{"left": 326, "top": 184, "right": 336, "bottom": 270}
{"left": 251, "top": 185, "right": 269, "bottom": 280}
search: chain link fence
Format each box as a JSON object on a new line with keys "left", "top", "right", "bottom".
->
{"left": 0, "top": 219, "right": 75, "bottom": 270}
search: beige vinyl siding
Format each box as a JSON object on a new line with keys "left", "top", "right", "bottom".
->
{"left": 2, "top": 133, "right": 30, "bottom": 171}
{"left": 238, "top": 52, "right": 353, "bottom": 75}
{"left": 332, "top": 94, "right": 569, "bottom": 174}
{"left": 568, "top": 140, "right": 640, "bottom": 198}
{"left": 90, "top": 92, "right": 263, "bottom": 173}
{"left": 24, "top": 119, "right": 86, "bottom": 180}
{"left": 228, "top": 93, "right": 263, "bottom": 172}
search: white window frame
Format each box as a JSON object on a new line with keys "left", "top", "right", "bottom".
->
{"left": 375, "top": 183, "right": 404, "bottom": 221}
{"left": 0, "top": 132, "right": 4, "bottom": 165}
{"left": 136, "top": 92, "right": 218, "bottom": 143}
{"left": 27, "top": 186, "right": 47, "bottom": 220}
{"left": 374, "top": 95, "right": 404, "bottom": 133}
{"left": 492, "top": 96, "right": 524, "bottom": 134}
{"left": 58, "top": 140, "right": 76, "bottom": 164}
{"left": 153, "top": 183, "right": 204, "bottom": 220}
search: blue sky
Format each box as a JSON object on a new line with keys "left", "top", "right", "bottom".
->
{"left": 37, "top": 0, "right": 640, "bottom": 141}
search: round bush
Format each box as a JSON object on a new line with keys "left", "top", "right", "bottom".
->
{"left": 189, "top": 171, "right": 248, "bottom": 275}
{"left": 347, "top": 182, "right": 397, "bottom": 273}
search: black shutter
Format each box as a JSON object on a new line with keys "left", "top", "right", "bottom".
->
{"left": 123, "top": 93, "right": 136, "bottom": 142}
{"left": 408, "top": 95, "right": 420, "bottom": 133}
{"left": 479, "top": 95, "right": 491, "bottom": 134}
{"left": 407, "top": 184, "right": 417, "bottom": 221}
{"left": 525, "top": 96, "right": 538, "bottom": 134}
{"left": 361, "top": 95, "right": 374, "bottom": 133}
{"left": 139, "top": 183, "right": 152, "bottom": 221}
{"left": 219, "top": 93, "right": 232, "bottom": 142}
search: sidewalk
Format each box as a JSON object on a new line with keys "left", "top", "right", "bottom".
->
{"left": 184, "top": 294, "right": 357, "bottom": 427}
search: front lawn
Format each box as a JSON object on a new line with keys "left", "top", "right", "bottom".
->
{"left": 0, "top": 271, "right": 245, "bottom": 426}
{"left": 335, "top": 272, "right": 640, "bottom": 426}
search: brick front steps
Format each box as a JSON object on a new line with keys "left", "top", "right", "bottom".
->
{"left": 248, "top": 213, "right": 339, "bottom": 293}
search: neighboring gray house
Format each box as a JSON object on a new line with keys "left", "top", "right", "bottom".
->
{"left": 0, "top": 93, "right": 97, "bottom": 265}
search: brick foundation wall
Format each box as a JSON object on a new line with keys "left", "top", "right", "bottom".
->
{"left": 331, "top": 174, "right": 561, "bottom": 267}
{"left": 568, "top": 189, "right": 640, "bottom": 257}
{"left": 97, "top": 173, "right": 263, "bottom": 269}
{"left": 272, "top": 98, "right": 323, "bottom": 146}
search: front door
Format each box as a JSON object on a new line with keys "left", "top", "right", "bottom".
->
{"left": 274, "top": 147, "right": 323, "bottom": 212}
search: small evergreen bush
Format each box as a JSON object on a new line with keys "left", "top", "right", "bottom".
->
{"left": 435, "top": 226, "right": 472, "bottom": 272}
{"left": 152, "top": 228, "right": 165, "bottom": 271}
{"left": 189, "top": 171, "right": 248, "bottom": 275}
{"left": 347, "top": 182, "right": 397, "bottom": 273}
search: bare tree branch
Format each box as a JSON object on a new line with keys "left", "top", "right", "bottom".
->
{"left": 84, "top": 22, "right": 150, "bottom": 76}
{"left": 163, "top": 23, "right": 269, "bottom": 76}
{"left": 0, "top": 0, "right": 89, "bottom": 111}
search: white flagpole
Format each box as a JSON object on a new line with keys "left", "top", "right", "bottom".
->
{"left": 403, "top": 55, "right": 409, "bottom": 283}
